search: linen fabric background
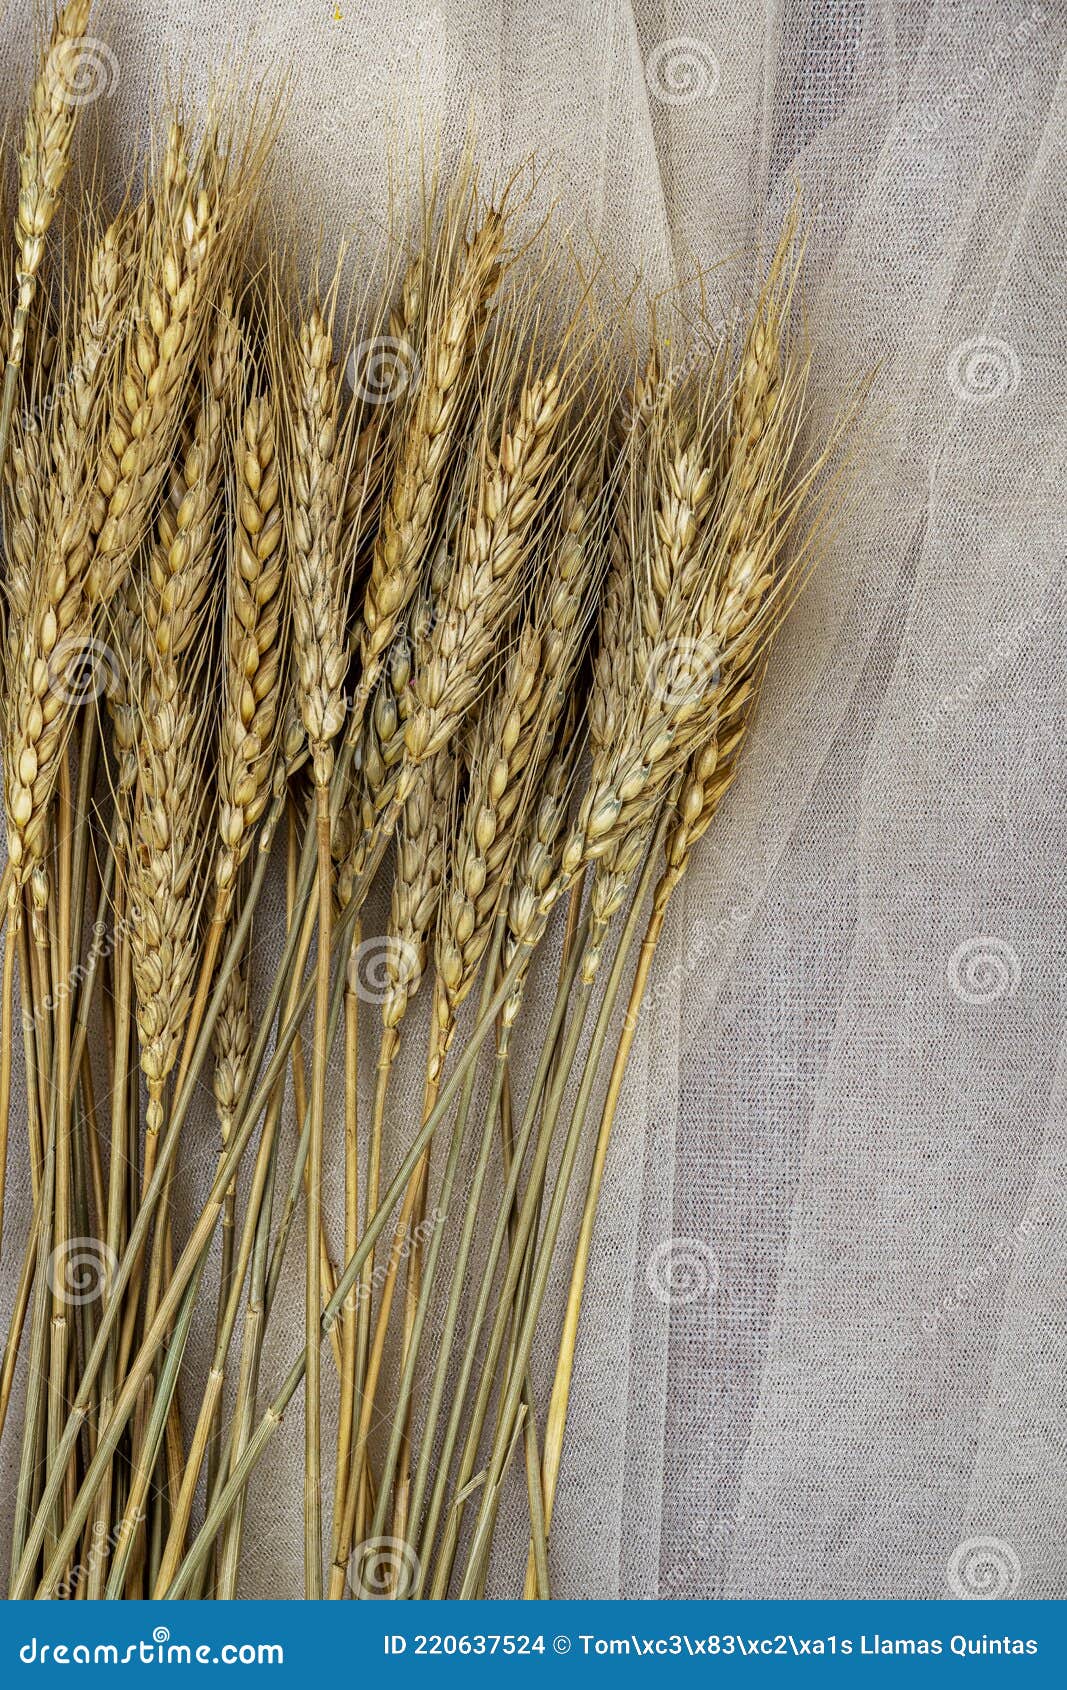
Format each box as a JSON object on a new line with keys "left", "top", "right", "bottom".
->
{"left": 1, "top": 0, "right": 1065, "bottom": 1601}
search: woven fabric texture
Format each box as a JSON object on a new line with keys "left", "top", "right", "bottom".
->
{"left": 0, "top": 0, "right": 1064, "bottom": 1600}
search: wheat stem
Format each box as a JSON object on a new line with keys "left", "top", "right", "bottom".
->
{"left": 360, "top": 918, "right": 507, "bottom": 1587}
{"left": 458, "top": 812, "right": 668, "bottom": 1596}
{"left": 410, "top": 927, "right": 585, "bottom": 1590}
{"left": 525, "top": 883, "right": 667, "bottom": 1595}
{"left": 162, "top": 935, "right": 540, "bottom": 1600}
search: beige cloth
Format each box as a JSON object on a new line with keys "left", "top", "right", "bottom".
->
{"left": 1, "top": 0, "right": 1065, "bottom": 1601}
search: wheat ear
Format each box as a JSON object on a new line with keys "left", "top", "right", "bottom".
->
{"left": 1, "top": 408, "right": 44, "bottom": 632}
{"left": 563, "top": 391, "right": 719, "bottom": 976}
{"left": 354, "top": 205, "right": 505, "bottom": 725}
{"left": 404, "top": 363, "right": 565, "bottom": 773}
{"left": 285, "top": 288, "right": 346, "bottom": 1600}
{"left": 532, "top": 223, "right": 810, "bottom": 1586}
{"left": 88, "top": 128, "right": 224, "bottom": 605}
{"left": 1, "top": 213, "right": 129, "bottom": 882}
{"left": 500, "top": 735, "right": 578, "bottom": 1025}
{"left": 215, "top": 392, "right": 286, "bottom": 894}
{"left": 0, "top": 207, "right": 126, "bottom": 1260}
{"left": 0, "top": 0, "right": 94, "bottom": 471}
{"left": 125, "top": 629, "right": 214, "bottom": 1143}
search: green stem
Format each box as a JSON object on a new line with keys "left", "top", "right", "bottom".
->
{"left": 458, "top": 825, "right": 667, "bottom": 1596}
{"left": 161, "top": 934, "right": 537, "bottom": 1600}
{"left": 411, "top": 924, "right": 588, "bottom": 1592}
{"left": 358, "top": 919, "right": 506, "bottom": 1588}
{"left": 10, "top": 803, "right": 286, "bottom": 1597}
{"left": 305, "top": 782, "right": 333, "bottom": 1597}
{"left": 427, "top": 965, "right": 598, "bottom": 1598}
{"left": 104, "top": 1263, "right": 203, "bottom": 1598}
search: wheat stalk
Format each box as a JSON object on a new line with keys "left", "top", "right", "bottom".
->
{"left": 528, "top": 219, "right": 819, "bottom": 1588}
{"left": 373, "top": 443, "right": 604, "bottom": 1556}
{"left": 284, "top": 283, "right": 346, "bottom": 1599}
